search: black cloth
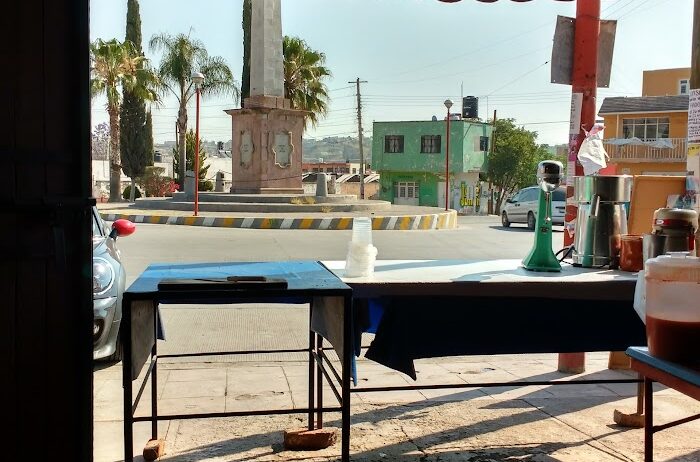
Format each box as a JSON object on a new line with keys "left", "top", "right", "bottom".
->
{"left": 363, "top": 296, "right": 647, "bottom": 380}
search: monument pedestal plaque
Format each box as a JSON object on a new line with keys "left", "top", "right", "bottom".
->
{"left": 226, "top": 100, "right": 306, "bottom": 194}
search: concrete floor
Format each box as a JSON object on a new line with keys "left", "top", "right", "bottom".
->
{"left": 94, "top": 352, "right": 700, "bottom": 462}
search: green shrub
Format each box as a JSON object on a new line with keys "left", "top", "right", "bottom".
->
{"left": 122, "top": 185, "right": 142, "bottom": 201}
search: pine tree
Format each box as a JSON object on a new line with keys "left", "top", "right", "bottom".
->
{"left": 144, "top": 110, "right": 154, "bottom": 166}
{"left": 119, "top": 0, "right": 149, "bottom": 202}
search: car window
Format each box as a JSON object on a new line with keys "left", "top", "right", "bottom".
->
{"left": 92, "top": 209, "right": 105, "bottom": 237}
{"left": 524, "top": 189, "right": 538, "bottom": 201}
{"left": 552, "top": 188, "right": 566, "bottom": 202}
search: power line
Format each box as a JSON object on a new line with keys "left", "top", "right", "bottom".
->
{"left": 370, "top": 20, "right": 553, "bottom": 82}
{"left": 486, "top": 60, "right": 551, "bottom": 96}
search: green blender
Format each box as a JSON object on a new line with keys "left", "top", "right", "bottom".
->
{"left": 522, "top": 160, "right": 564, "bottom": 272}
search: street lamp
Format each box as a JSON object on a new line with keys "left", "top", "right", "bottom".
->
{"left": 444, "top": 99, "right": 453, "bottom": 211}
{"left": 191, "top": 71, "right": 205, "bottom": 216}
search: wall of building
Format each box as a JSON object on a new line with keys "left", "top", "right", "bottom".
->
{"left": 602, "top": 111, "right": 688, "bottom": 138}
{"left": 372, "top": 120, "right": 491, "bottom": 208}
{"left": 611, "top": 161, "right": 688, "bottom": 176}
{"left": 642, "top": 68, "right": 691, "bottom": 96}
{"left": 372, "top": 121, "right": 463, "bottom": 173}
{"left": 378, "top": 171, "right": 440, "bottom": 206}
{"left": 460, "top": 123, "right": 491, "bottom": 172}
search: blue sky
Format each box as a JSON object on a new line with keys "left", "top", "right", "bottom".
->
{"left": 90, "top": 0, "right": 693, "bottom": 146}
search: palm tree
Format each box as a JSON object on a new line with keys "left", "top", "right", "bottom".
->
{"left": 282, "top": 36, "right": 332, "bottom": 128}
{"left": 90, "top": 38, "right": 158, "bottom": 202}
{"left": 149, "top": 32, "right": 239, "bottom": 185}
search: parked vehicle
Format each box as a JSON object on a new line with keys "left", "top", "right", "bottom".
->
{"left": 92, "top": 206, "right": 135, "bottom": 361}
{"left": 501, "top": 185, "right": 566, "bottom": 230}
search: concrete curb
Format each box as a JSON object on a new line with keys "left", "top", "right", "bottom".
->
{"left": 100, "top": 210, "right": 458, "bottom": 230}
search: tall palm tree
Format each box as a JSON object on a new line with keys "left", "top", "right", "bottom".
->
{"left": 90, "top": 38, "right": 158, "bottom": 202}
{"left": 149, "top": 32, "right": 239, "bottom": 185}
{"left": 283, "top": 36, "right": 332, "bottom": 128}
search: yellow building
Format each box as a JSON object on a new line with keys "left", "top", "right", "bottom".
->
{"left": 599, "top": 68, "right": 689, "bottom": 176}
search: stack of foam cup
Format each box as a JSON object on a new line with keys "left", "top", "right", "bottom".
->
{"left": 345, "top": 217, "right": 378, "bottom": 277}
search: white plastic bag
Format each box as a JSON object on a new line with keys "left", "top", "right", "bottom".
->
{"left": 577, "top": 123, "right": 609, "bottom": 176}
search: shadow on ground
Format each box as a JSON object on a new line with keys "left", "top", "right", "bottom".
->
{"left": 160, "top": 370, "right": 645, "bottom": 461}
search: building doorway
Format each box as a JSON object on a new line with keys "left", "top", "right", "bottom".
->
{"left": 394, "top": 181, "right": 419, "bottom": 206}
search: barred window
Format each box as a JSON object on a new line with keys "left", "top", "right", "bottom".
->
{"left": 421, "top": 135, "right": 441, "bottom": 153}
{"left": 384, "top": 135, "right": 404, "bottom": 153}
{"left": 479, "top": 136, "right": 489, "bottom": 151}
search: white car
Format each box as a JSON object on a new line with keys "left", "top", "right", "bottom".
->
{"left": 501, "top": 186, "right": 566, "bottom": 230}
{"left": 92, "top": 207, "right": 136, "bottom": 361}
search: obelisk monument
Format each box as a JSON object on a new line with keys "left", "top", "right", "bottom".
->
{"left": 226, "top": 0, "right": 305, "bottom": 194}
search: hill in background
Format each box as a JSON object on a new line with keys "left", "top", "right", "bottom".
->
{"left": 302, "top": 136, "right": 372, "bottom": 163}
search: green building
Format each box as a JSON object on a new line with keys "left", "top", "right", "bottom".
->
{"left": 372, "top": 119, "right": 492, "bottom": 209}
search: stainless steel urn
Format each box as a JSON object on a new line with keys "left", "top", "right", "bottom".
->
{"left": 572, "top": 175, "right": 633, "bottom": 268}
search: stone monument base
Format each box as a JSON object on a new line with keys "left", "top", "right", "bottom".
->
{"left": 230, "top": 186, "right": 304, "bottom": 195}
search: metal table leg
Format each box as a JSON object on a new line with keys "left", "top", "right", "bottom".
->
{"left": 341, "top": 295, "right": 352, "bottom": 462}
{"left": 308, "top": 308, "right": 316, "bottom": 431}
{"left": 317, "top": 335, "right": 323, "bottom": 428}
{"left": 644, "top": 377, "right": 653, "bottom": 462}
{"left": 122, "top": 302, "right": 133, "bottom": 462}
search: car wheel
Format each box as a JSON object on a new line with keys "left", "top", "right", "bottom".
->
{"left": 501, "top": 212, "right": 510, "bottom": 228}
{"left": 527, "top": 212, "right": 536, "bottom": 230}
{"left": 105, "top": 334, "right": 122, "bottom": 363}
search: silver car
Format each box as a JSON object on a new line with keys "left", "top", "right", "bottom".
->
{"left": 501, "top": 186, "right": 566, "bottom": 230}
{"left": 92, "top": 206, "right": 135, "bottom": 361}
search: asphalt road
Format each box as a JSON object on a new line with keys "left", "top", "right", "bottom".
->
{"left": 118, "top": 215, "right": 565, "bottom": 285}
{"left": 115, "top": 216, "right": 565, "bottom": 361}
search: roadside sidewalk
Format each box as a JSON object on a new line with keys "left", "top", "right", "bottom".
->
{"left": 94, "top": 352, "right": 700, "bottom": 461}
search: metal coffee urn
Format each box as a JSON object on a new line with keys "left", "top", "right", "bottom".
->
{"left": 572, "top": 175, "right": 632, "bottom": 268}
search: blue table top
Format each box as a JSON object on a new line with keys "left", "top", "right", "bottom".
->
{"left": 125, "top": 260, "right": 351, "bottom": 296}
{"left": 627, "top": 347, "right": 700, "bottom": 388}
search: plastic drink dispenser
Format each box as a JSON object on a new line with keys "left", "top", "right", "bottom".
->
{"left": 644, "top": 254, "right": 700, "bottom": 365}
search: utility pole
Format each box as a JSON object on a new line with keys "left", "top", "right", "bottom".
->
{"left": 349, "top": 77, "right": 368, "bottom": 199}
{"left": 559, "top": 0, "right": 600, "bottom": 375}
{"left": 687, "top": 0, "right": 700, "bottom": 214}
{"left": 488, "top": 110, "right": 497, "bottom": 215}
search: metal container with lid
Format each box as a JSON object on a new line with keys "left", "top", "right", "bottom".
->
{"left": 650, "top": 208, "right": 698, "bottom": 255}
{"left": 572, "top": 175, "right": 633, "bottom": 268}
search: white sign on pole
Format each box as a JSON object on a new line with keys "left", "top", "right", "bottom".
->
{"left": 688, "top": 89, "right": 700, "bottom": 143}
{"left": 569, "top": 93, "right": 583, "bottom": 135}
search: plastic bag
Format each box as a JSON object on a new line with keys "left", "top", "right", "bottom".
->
{"left": 577, "top": 123, "right": 609, "bottom": 176}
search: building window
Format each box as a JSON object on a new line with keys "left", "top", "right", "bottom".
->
{"left": 312, "top": 168, "right": 319, "bottom": 172}
{"left": 384, "top": 135, "right": 404, "bottom": 153}
{"left": 421, "top": 135, "right": 441, "bottom": 153}
{"left": 479, "top": 136, "right": 489, "bottom": 151}
{"left": 622, "top": 117, "right": 670, "bottom": 140}
{"left": 680, "top": 79, "right": 689, "bottom": 95}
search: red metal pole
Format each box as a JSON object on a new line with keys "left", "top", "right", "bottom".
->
{"left": 194, "top": 86, "right": 201, "bottom": 217}
{"left": 445, "top": 110, "right": 450, "bottom": 211}
{"left": 559, "top": 0, "right": 600, "bottom": 374}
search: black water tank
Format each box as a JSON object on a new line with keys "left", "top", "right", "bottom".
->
{"left": 462, "top": 96, "right": 478, "bottom": 119}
